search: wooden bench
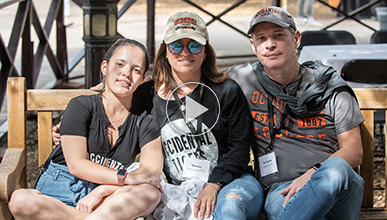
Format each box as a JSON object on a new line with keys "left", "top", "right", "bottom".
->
{"left": 1, "top": 77, "right": 387, "bottom": 219}
{"left": 0, "top": 77, "right": 97, "bottom": 220}
{"left": 356, "top": 88, "right": 387, "bottom": 220}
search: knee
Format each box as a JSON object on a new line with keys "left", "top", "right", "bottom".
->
{"left": 218, "top": 174, "right": 263, "bottom": 204}
{"left": 121, "top": 184, "right": 160, "bottom": 209}
{"left": 9, "top": 189, "right": 40, "bottom": 217}
{"left": 216, "top": 192, "right": 244, "bottom": 215}
{"left": 320, "top": 158, "right": 352, "bottom": 178}
{"left": 140, "top": 184, "right": 161, "bottom": 204}
{"left": 316, "top": 157, "right": 357, "bottom": 188}
{"left": 226, "top": 193, "right": 242, "bottom": 200}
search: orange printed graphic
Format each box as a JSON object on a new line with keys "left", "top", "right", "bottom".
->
{"left": 251, "top": 111, "right": 274, "bottom": 123}
{"left": 251, "top": 91, "right": 266, "bottom": 104}
{"left": 297, "top": 117, "right": 326, "bottom": 128}
{"left": 255, "top": 7, "right": 280, "bottom": 18}
{"left": 174, "top": 17, "right": 198, "bottom": 26}
{"left": 251, "top": 91, "right": 284, "bottom": 110}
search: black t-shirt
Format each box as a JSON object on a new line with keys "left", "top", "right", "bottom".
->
{"left": 132, "top": 79, "right": 252, "bottom": 185}
{"left": 52, "top": 94, "right": 160, "bottom": 170}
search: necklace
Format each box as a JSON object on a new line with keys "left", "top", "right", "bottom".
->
{"left": 179, "top": 83, "right": 199, "bottom": 96}
{"left": 108, "top": 111, "right": 129, "bottom": 123}
{"left": 178, "top": 84, "right": 199, "bottom": 111}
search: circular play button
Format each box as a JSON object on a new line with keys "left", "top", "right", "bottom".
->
{"left": 166, "top": 82, "right": 220, "bottom": 137}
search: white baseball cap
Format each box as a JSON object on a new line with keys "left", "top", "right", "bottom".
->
{"left": 163, "top": 11, "right": 209, "bottom": 45}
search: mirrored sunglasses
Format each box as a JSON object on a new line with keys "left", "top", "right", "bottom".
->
{"left": 168, "top": 41, "right": 203, "bottom": 54}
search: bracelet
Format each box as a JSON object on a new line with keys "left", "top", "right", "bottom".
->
{"left": 205, "top": 182, "right": 221, "bottom": 191}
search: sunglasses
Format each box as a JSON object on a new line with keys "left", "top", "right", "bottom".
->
{"left": 167, "top": 41, "right": 203, "bottom": 54}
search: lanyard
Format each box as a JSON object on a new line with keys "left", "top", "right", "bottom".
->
{"left": 266, "top": 96, "right": 290, "bottom": 154}
{"left": 265, "top": 75, "right": 303, "bottom": 154}
{"left": 172, "top": 83, "right": 206, "bottom": 159}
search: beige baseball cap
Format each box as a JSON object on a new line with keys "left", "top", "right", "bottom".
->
{"left": 163, "top": 11, "right": 209, "bottom": 45}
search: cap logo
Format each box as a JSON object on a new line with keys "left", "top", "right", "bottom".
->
{"left": 174, "top": 17, "right": 198, "bottom": 31}
{"left": 255, "top": 7, "right": 279, "bottom": 18}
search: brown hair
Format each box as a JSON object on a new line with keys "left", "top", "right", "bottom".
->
{"left": 152, "top": 42, "right": 227, "bottom": 95}
{"left": 100, "top": 38, "right": 150, "bottom": 92}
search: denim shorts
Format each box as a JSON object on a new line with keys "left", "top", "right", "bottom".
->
{"left": 35, "top": 161, "right": 100, "bottom": 207}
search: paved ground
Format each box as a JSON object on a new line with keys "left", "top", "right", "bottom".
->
{"left": 0, "top": 0, "right": 382, "bottom": 137}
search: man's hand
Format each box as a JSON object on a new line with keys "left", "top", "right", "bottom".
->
{"left": 194, "top": 183, "right": 219, "bottom": 220}
{"left": 90, "top": 82, "right": 104, "bottom": 92}
{"left": 281, "top": 169, "right": 314, "bottom": 207}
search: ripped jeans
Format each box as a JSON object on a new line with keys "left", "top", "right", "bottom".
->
{"left": 35, "top": 161, "right": 99, "bottom": 207}
{"left": 212, "top": 173, "right": 264, "bottom": 220}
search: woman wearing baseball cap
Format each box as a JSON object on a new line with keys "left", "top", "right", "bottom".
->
{"left": 53, "top": 11, "right": 264, "bottom": 220}
{"left": 131, "top": 11, "right": 264, "bottom": 220}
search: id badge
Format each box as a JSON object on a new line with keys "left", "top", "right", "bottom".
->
{"left": 258, "top": 152, "right": 279, "bottom": 178}
{"left": 182, "top": 157, "right": 210, "bottom": 181}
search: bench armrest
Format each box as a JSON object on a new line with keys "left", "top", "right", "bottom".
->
{"left": 0, "top": 148, "right": 26, "bottom": 203}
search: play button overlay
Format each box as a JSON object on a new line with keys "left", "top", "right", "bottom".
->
{"left": 185, "top": 96, "right": 208, "bottom": 123}
{"left": 166, "top": 82, "right": 220, "bottom": 137}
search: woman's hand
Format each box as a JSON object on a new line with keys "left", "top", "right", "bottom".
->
{"left": 126, "top": 173, "right": 163, "bottom": 193}
{"left": 194, "top": 183, "right": 220, "bottom": 220}
{"left": 76, "top": 192, "right": 104, "bottom": 214}
{"left": 76, "top": 185, "right": 116, "bottom": 213}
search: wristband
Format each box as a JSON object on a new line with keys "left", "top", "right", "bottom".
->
{"left": 117, "top": 169, "right": 127, "bottom": 185}
{"left": 311, "top": 163, "right": 322, "bottom": 170}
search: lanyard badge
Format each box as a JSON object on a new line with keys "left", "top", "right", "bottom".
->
{"left": 258, "top": 152, "right": 278, "bottom": 177}
{"left": 182, "top": 157, "right": 211, "bottom": 181}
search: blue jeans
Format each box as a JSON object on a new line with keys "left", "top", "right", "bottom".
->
{"left": 212, "top": 173, "right": 264, "bottom": 220}
{"left": 264, "top": 157, "right": 364, "bottom": 220}
{"left": 35, "top": 161, "right": 99, "bottom": 207}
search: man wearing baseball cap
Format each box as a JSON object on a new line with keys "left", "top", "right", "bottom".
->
{"left": 227, "top": 6, "right": 364, "bottom": 220}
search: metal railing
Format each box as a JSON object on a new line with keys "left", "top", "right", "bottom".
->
{"left": 0, "top": 0, "right": 281, "bottom": 125}
{"left": 0, "top": 0, "right": 69, "bottom": 111}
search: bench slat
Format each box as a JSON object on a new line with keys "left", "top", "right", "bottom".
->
{"left": 354, "top": 88, "right": 387, "bottom": 109}
{"left": 38, "top": 112, "right": 54, "bottom": 167}
{"left": 27, "top": 89, "right": 98, "bottom": 111}
{"left": 360, "top": 110, "right": 375, "bottom": 208}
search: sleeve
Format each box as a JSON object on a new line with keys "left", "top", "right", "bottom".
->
{"left": 331, "top": 88, "right": 365, "bottom": 135}
{"left": 138, "top": 112, "right": 161, "bottom": 149}
{"left": 208, "top": 80, "right": 252, "bottom": 185}
{"left": 60, "top": 96, "right": 93, "bottom": 137}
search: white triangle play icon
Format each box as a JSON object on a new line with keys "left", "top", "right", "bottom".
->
{"left": 185, "top": 96, "right": 208, "bottom": 123}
